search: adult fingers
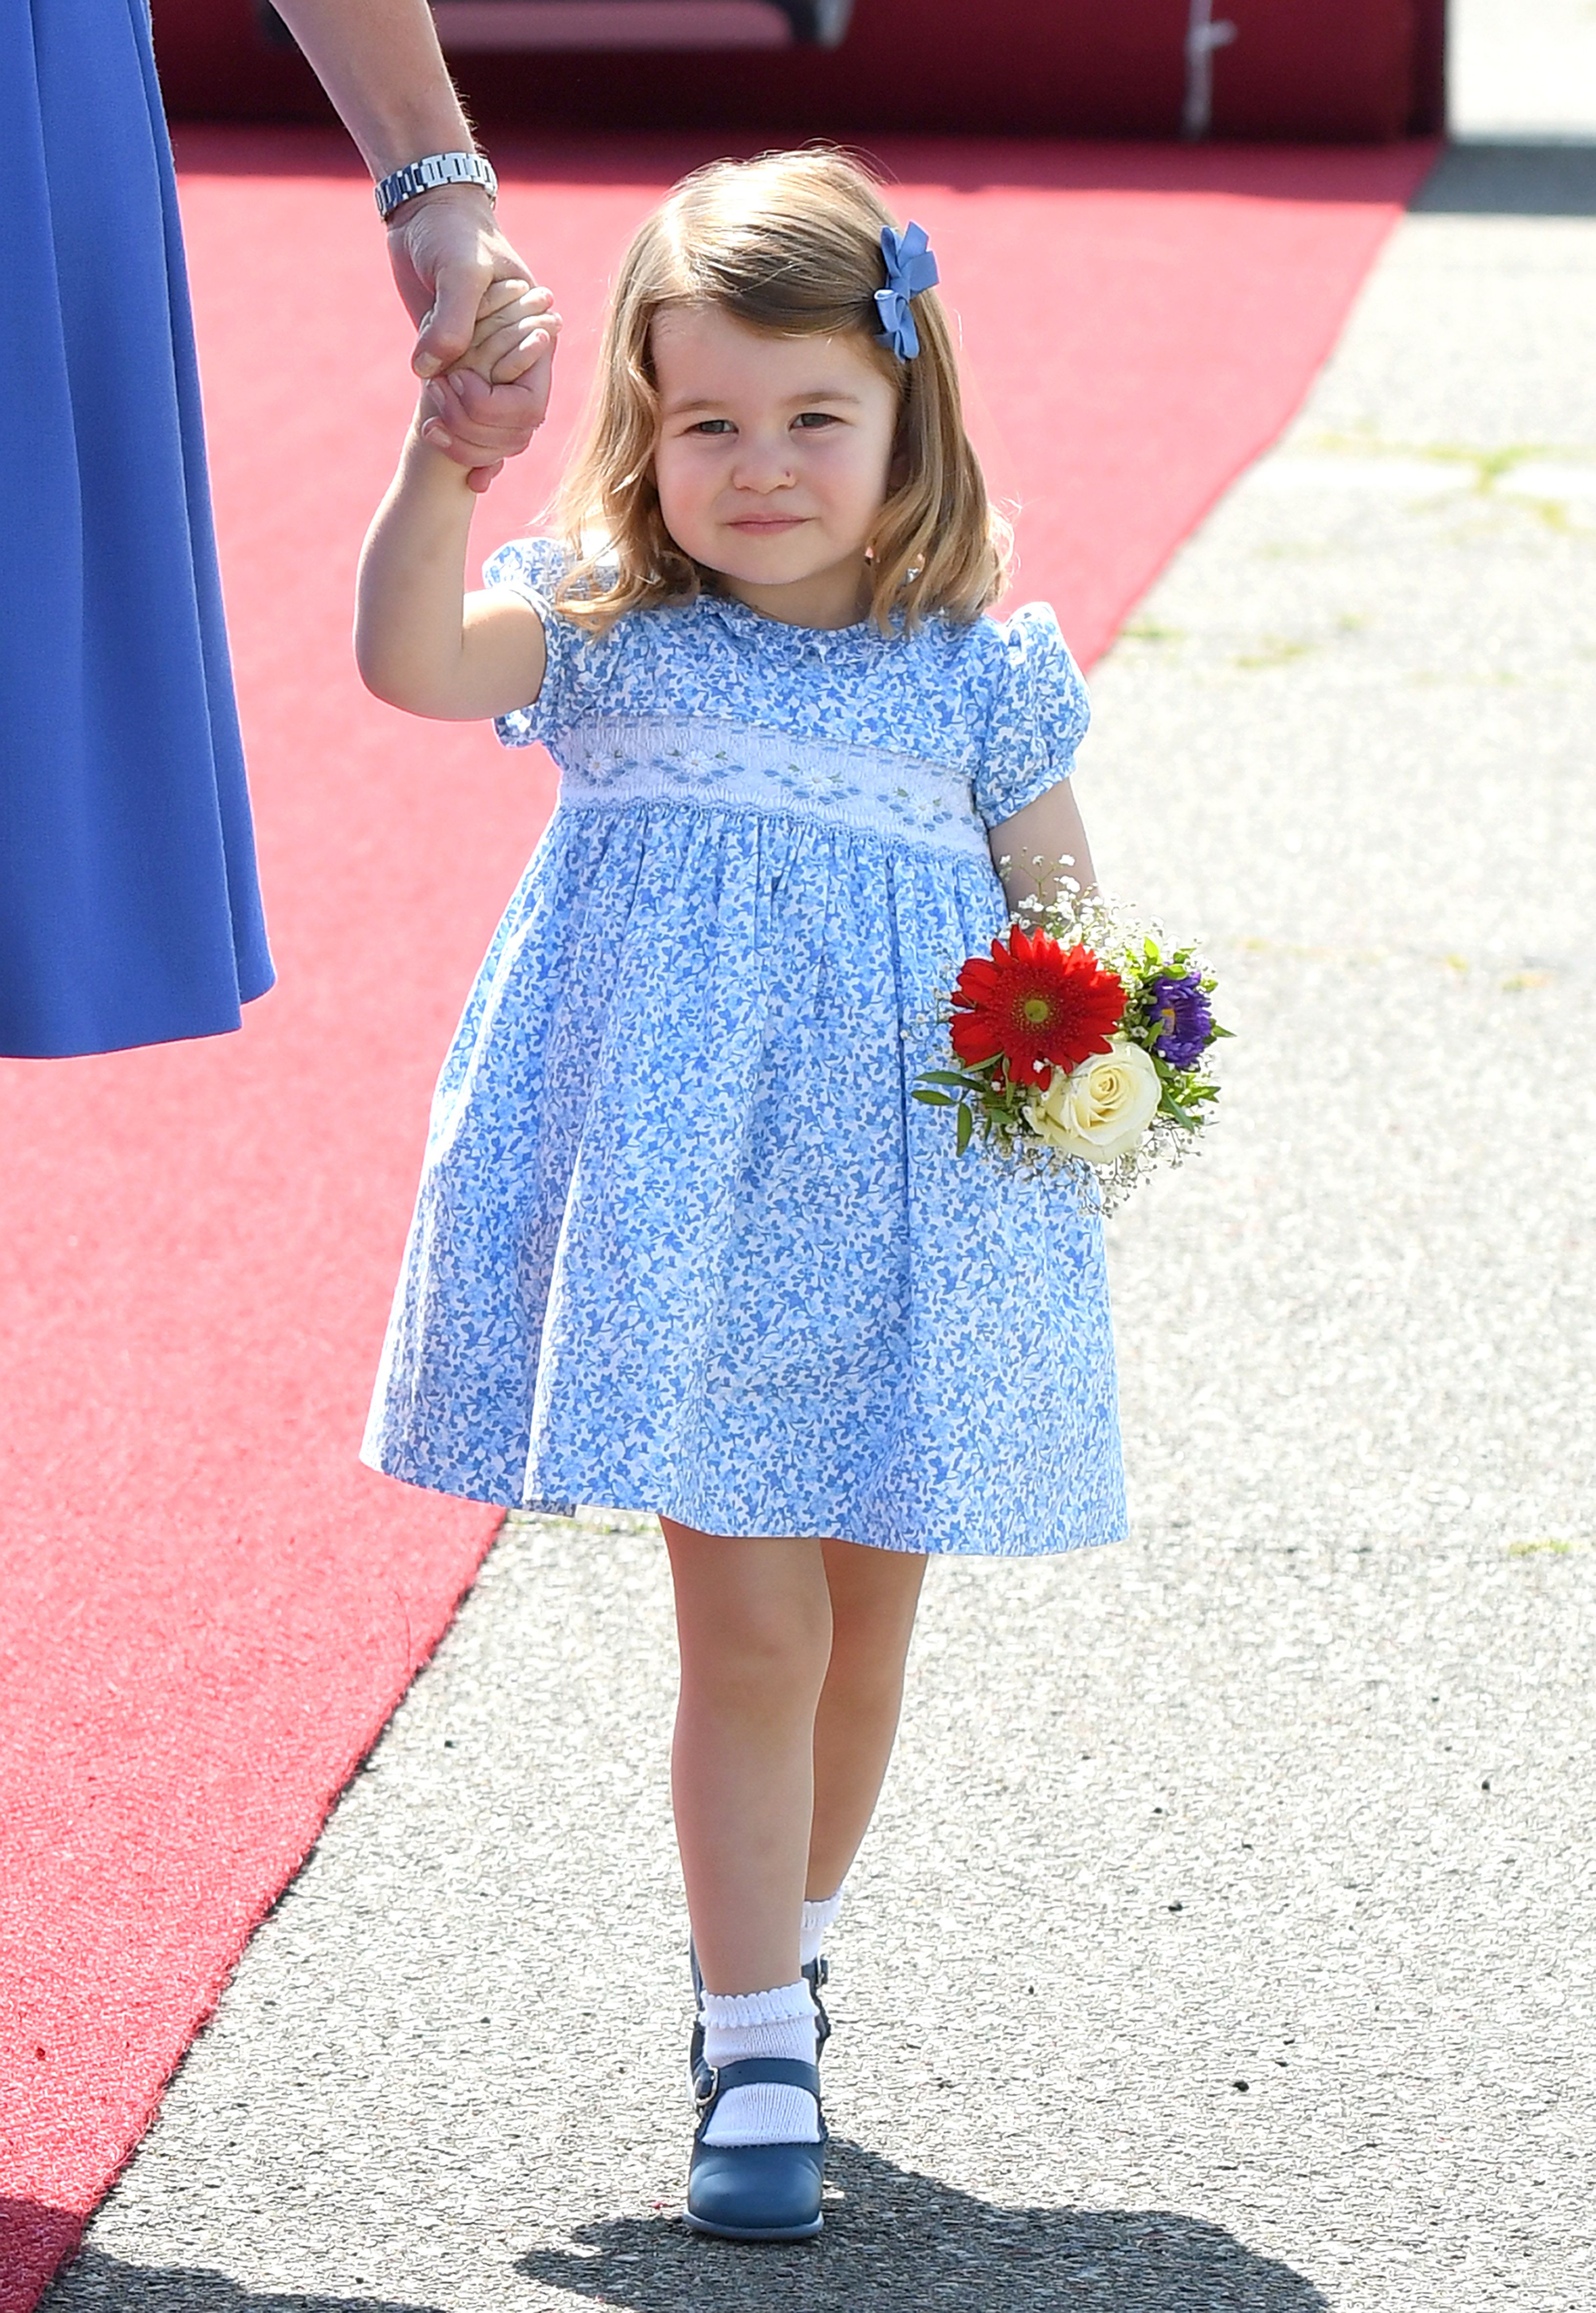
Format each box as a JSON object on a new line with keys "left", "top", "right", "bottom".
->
{"left": 413, "top": 254, "right": 489, "bottom": 377}
{"left": 422, "top": 372, "right": 474, "bottom": 427}
{"left": 396, "top": 200, "right": 549, "bottom": 373}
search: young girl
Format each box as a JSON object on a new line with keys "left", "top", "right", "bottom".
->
{"left": 356, "top": 149, "right": 1126, "bottom": 2243}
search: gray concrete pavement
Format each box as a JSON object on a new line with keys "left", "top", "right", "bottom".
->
{"left": 46, "top": 107, "right": 1596, "bottom": 2313}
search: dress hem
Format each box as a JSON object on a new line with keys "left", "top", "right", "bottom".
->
{"left": 0, "top": 966, "right": 276, "bottom": 1061}
{"left": 362, "top": 1451, "right": 1127, "bottom": 1559}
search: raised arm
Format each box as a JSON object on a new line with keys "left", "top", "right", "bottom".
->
{"left": 355, "top": 413, "right": 548, "bottom": 723}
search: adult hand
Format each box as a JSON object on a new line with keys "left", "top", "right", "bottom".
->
{"left": 387, "top": 184, "right": 555, "bottom": 490}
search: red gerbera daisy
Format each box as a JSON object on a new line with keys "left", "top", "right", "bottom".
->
{"left": 949, "top": 926, "right": 1126, "bottom": 1088}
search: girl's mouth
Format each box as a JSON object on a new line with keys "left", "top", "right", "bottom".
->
{"left": 728, "top": 517, "right": 808, "bottom": 534}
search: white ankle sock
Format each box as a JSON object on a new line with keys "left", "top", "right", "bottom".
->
{"left": 798, "top": 1889, "right": 843, "bottom": 1969}
{"left": 699, "top": 1980, "right": 820, "bottom": 2146}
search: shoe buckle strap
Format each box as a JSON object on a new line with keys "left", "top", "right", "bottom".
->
{"left": 695, "top": 2055, "right": 822, "bottom": 2114}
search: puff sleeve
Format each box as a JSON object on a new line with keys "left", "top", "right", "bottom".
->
{"left": 481, "top": 536, "right": 584, "bottom": 747}
{"left": 973, "top": 602, "right": 1091, "bottom": 832}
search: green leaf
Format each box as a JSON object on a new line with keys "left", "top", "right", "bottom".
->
{"left": 956, "top": 1102, "right": 974, "bottom": 1156}
{"left": 912, "top": 1088, "right": 954, "bottom": 1107}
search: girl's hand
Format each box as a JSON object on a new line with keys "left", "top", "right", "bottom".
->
{"left": 419, "top": 278, "right": 561, "bottom": 494}
{"left": 454, "top": 274, "right": 563, "bottom": 382}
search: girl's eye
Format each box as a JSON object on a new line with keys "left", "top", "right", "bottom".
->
{"left": 690, "top": 418, "right": 735, "bottom": 436}
{"left": 794, "top": 411, "right": 839, "bottom": 431}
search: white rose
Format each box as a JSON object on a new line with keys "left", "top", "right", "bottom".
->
{"left": 1026, "top": 1037, "right": 1162, "bottom": 1165}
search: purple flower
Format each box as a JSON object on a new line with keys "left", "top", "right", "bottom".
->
{"left": 1146, "top": 971, "right": 1212, "bottom": 1066}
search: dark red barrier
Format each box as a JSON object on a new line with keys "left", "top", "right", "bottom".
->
{"left": 153, "top": 0, "right": 1446, "bottom": 143}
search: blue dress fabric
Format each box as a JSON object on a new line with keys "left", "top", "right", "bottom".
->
{"left": 0, "top": 0, "right": 273, "bottom": 1059}
{"left": 364, "top": 539, "right": 1126, "bottom": 1556}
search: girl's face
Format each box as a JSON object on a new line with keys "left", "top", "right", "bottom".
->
{"left": 650, "top": 303, "right": 902, "bottom": 630}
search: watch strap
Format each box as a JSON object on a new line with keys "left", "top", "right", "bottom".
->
{"left": 374, "top": 150, "right": 497, "bottom": 222}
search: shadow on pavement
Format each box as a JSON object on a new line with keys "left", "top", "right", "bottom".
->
{"left": 518, "top": 2139, "right": 1331, "bottom": 2312}
{"left": 1415, "top": 141, "right": 1596, "bottom": 215}
{"left": 38, "top": 2146, "right": 1327, "bottom": 2312}
{"left": 40, "top": 2253, "right": 444, "bottom": 2313}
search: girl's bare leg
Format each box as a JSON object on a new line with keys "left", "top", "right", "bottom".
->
{"left": 662, "top": 1519, "right": 833, "bottom": 1995}
{"left": 808, "top": 1538, "right": 927, "bottom": 1898}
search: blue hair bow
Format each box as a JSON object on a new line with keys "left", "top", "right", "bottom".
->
{"left": 875, "top": 221, "right": 939, "bottom": 361}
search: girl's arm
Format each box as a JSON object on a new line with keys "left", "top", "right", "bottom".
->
{"left": 990, "top": 779, "right": 1099, "bottom": 915}
{"left": 355, "top": 420, "right": 547, "bottom": 720}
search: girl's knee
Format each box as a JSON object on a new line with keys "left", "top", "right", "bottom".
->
{"left": 725, "top": 1600, "right": 830, "bottom": 1671}
{"left": 681, "top": 1597, "right": 831, "bottom": 1716}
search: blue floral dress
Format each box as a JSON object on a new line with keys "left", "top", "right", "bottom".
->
{"left": 363, "top": 540, "right": 1126, "bottom": 1556}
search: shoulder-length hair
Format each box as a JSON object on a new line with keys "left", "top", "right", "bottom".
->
{"left": 552, "top": 148, "right": 1011, "bottom": 637}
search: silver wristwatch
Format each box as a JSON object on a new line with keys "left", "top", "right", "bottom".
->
{"left": 374, "top": 150, "right": 497, "bottom": 223}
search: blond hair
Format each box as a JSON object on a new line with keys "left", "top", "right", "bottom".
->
{"left": 552, "top": 148, "right": 1010, "bottom": 637}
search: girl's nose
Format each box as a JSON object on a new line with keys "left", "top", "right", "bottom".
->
{"left": 731, "top": 437, "right": 795, "bottom": 493}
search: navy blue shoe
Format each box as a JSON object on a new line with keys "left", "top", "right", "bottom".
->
{"left": 688, "top": 1946, "right": 831, "bottom": 2099}
{"left": 685, "top": 2057, "right": 826, "bottom": 2242}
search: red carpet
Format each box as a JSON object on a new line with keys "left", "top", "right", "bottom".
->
{"left": 0, "top": 130, "right": 1435, "bottom": 2306}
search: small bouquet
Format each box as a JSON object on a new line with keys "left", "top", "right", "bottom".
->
{"left": 914, "top": 875, "right": 1229, "bottom": 1213}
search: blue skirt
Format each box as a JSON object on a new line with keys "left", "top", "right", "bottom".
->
{"left": 0, "top": 0, "right": 273, "bottom": 1058}
{"left": 364, "top": 800, "right": 1127, "bottom": 1557}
